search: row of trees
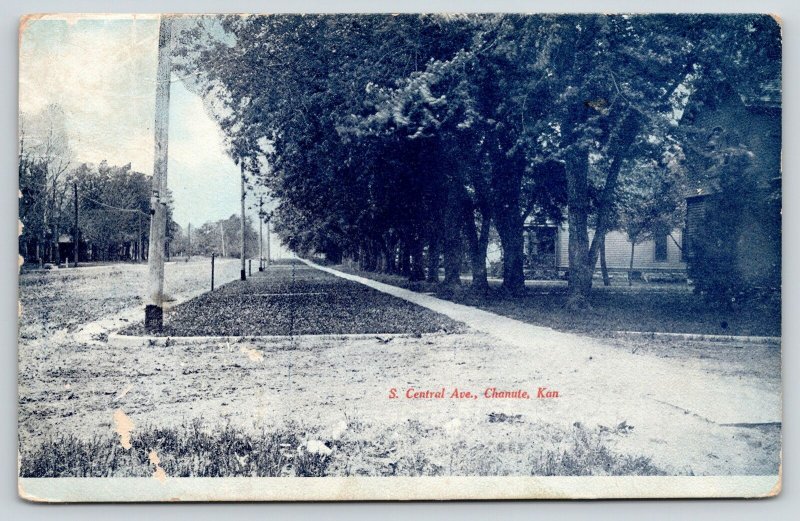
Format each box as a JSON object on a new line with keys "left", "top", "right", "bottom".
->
{"left": 19, "top": 105, "right": 180, "bottom": 265}
{"left": 174, "top": 15, "right": 777, "bottom": 306}
{"left": 186, "top": 214, "right": 259, "bottom": 259}
{"left": 18, "top": 103, "right": 263, "bottom": 266}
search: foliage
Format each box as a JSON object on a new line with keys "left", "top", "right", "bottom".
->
{"left": 19, "top": 418, "right": 666, "bottom": 478}
{"left": 688, "top": 150, "right": 781, "bottom": 301}
{"left": 18, "top": 104, "right": 74, "bottom": 264}
{"left": 616, "top": 159, "right": 686, "bottom": 247}
{"left": 71, "top": 161, "right": 152, "bottom": 259}
{"left": 191, "top": 213, "right": 259, "bottom": 258}
{"left": 171, "top": 14, "right": 780, "bottom": 302}
{"left": 18, "top": 105, "right": 183, "bottom": 264}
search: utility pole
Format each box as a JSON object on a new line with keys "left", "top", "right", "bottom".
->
{"left": 266, "top": 217, "right": 271, "bottom": 266}
{"left": 73, "top": 181, "right": 79, "bottom": 268}
{"left": 240, "top": 161, "right": 247, "bottom": 281}
{"left": 259, "top": 196, "right": 264, "bottom": 271}
{"left": 137, "top": 212, "right": 142, "bottom": 262}
{"left": 145, "top": 15, "right": 172, "bottom": 333}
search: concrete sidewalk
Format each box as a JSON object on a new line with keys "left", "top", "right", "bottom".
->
{"left": 304, "top": 259, "right": 781, "bottom": 427}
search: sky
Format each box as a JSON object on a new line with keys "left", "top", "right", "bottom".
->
{"left": 19, "top": 14, "right": 283, "bottom": 254}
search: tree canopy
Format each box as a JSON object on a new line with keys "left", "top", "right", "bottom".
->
{"left": 171, "top": 14, "right": 780, "bottom": 304}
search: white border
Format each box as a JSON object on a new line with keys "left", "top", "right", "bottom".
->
{"left": 6, "top": 0, "right": 797, "bottom": 514}
{"left": 18, "top": 475, "right": 782, "bottom": 502}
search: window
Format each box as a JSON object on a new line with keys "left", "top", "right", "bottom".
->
{"left": 654, "top": 233, "right": 668, "bottom": 262}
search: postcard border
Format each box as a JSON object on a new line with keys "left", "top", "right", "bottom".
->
{"left": 17, "top": 475, "right": 781, "bottom": 502}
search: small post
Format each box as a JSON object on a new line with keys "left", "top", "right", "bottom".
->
{"left": 249, "top": 258, "right": 252, "bottom": 276}
{"left": 211, "top": 253, "right": 216, "bottom": 291}
{"left": 137, "top": 212, "right": 142, "bottom": 262}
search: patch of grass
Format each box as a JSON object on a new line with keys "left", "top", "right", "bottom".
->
{"left": 536, "top": 427, "right": 665, "bottom": 476}
{"left": 20, "top": 420, "right": 667, "bottom": 478}
{"left": 18, "top": 258, "right": 241, "bottom": 340}
{"left": 19, "top": 420, "right": 328, "bottom": 478}
{"left": 123, "top": 260, "right": 465, "bottom": 337}
{"left": 334, "top": 265, "right": 780, "bottom": 337}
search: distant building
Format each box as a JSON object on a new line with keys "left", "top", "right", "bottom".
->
{"left": 516, "top": 221, "right": 685, "bottom": 279}
{"left": 486, "top": 219, "right": 686, "bottom": 280}
{"left": 551, "top": 224, "right": 685, "bottom": 276}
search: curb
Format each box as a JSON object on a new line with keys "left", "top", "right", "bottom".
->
{"left": 107, "top": 331, "right": 421, "bottom": 346}
{"left": 610, "top": 330, "right": 780, "bottom": 345}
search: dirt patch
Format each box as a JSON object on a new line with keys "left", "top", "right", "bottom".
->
{"left": 601, "top": 336, "right": 781, "bottom": 395}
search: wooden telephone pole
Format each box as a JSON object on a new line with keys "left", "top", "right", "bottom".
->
{"left": 137, "top": 212, "right": 142, "bottom": 261}
{"left": 266, "top": 216, "right": 271, "bottom": 266}
{"left": 73, "top": 181, "right": 79, "bottom": 267}
{"left": 145, "top": 15, "right": 173, "bottom": 333}
{"left": 240, "top": 162, "right": 247, "bottom": 281}
{"left": 259, "top": 196, "right": 264, "bottom": 271}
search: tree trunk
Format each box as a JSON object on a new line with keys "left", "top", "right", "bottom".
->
{"left": 628, "top": 241, "right": 636, "bottom": 286}
{"left": 409, "top": 237, "right": 425, "bottom": 281}
{"left": 566, "top": 154, "right": 592, "bottom": 308}
{"left": 599, "top": 232, "right": 610, "bottom": 286}
{"left": 384, "top": 240, "right": 397, "bottom": 274}
{"left": 442, "top": 227, "right": 462, "bottom": 286}
{"left": 442, "top": 192, "right": 463, "bottom": 287}
{"left": 399, "top": 241, "right": 410, "bottom": 276}
{"left": 464, "top": 208, "right": 491, "bottom": 293}
{"left": 377, "top": 246, "right": 386, "bottom": 272}
{"left": 368, "top": 241, "right": 379, "bottom": 271}
{"left": 426, "top": 237, "right": 440, "bottom": 283}
{"left": 490, "top": 153, "right": 526, "bottom": 295}
{"left": 495, "top": 213, "right": 525, "bottom": 295}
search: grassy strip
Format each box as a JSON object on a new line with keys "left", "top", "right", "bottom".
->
{"left": 20, "top": 420, "right": 666, "bottom": 478}
{"left": 20, "top": 420, "right": 315, "bottom": 478}
{"left": 332, "top": 265, "right": 780, "bottom": 338}
{"left": 123, "top": 261, "right": 464, "bottom": 337}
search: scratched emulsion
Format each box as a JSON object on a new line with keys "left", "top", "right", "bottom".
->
{"left": 113, "top": 409, "right": 135, "bottom": 450}
{"left": 149, "top": 451, "right": 167, "bottom": 482}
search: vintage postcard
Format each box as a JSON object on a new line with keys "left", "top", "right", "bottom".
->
{"left": 17, "top": 13, "right": 782, "bottom": 501}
